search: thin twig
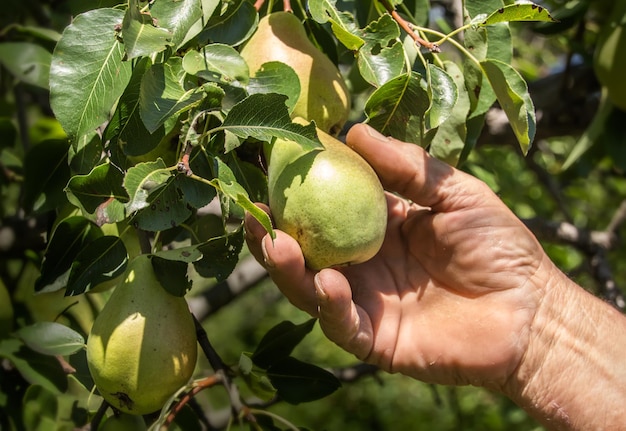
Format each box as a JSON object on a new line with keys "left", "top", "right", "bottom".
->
{"left": 162, "top": 375, "right": 223, "bottom": 429}
{"left": 378, "top": 0, "right": 441, "bottom": 52}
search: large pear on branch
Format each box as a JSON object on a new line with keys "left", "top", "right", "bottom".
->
{"left": 240, "top": 12, "right": 351, "bottom": 135}
{"left": 266, "top": 121, "right": 387, "bottom": 270}
{"left": 86, "top": 254, "right": 197, "bottom": 415}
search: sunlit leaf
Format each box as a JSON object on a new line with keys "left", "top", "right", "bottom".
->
{"left": 50, "top": 9, "right": 132, "bottom": 143}
{"left": 139, "top": 57, "right": 205, "bottom": 133}
{"left": 221, "top": 93, "right": 321, "bottom": 151}
{"left": 246, "top": 61, "right": 301, "bottom": 113}
{"left": 364, "top": 72, "right": 430, "bottom": 145}
{"left": 308, "top": 0, "right": 364, "bottom": 50}
{"left": 357, "top": 14, "right": 404, "bottom": 87}
{"left": 182, "top": 44, "right": 249, "bottom": 86}
{"left": 15, "top": 322, "right": 85, "bottom": 356}
{"left": 479, "top": 2, "right": 557, "bottom": 26}
{"left": 149, "top": 0, "right": 204, "bottom": 49}
{"left": 123, "top": 158, "right": 173, "bottom": 213}
{"left": 65, "top": 162, "right": 128, "bottom": 216}
{"left": 208, "top": 158, "right": 274, "bottom": 238}
{"left": 121, "top": 0, "right": 173, "bottom": 59}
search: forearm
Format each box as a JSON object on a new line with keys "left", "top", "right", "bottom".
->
{"left": 508, "top": 263, "right": 626, "bottom": 430}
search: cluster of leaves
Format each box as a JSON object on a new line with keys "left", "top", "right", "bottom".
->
{"left": 0, "top": 0, "right": 567, "bottom": 429}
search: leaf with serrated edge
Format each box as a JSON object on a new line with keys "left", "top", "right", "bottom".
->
{"left": 480, "top": 2, "right": 557, "bottom": 26}
{"left": 50, "top": 9, "right": 132, "bottom": 144}
{"left": 221, "top": 93, "right": 321, "bottom": 152}
{"left": 124, "top": 159, "right": 173, "bottom": 213}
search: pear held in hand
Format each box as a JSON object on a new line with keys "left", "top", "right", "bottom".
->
{"left": 240, "top": 12, "right": 350, "bottom": 135}
{"left": 86, "top": 254, "right": 197, "bottom": 415}
{"left": 267, "top": 124, "right": 387, "bottom": 270}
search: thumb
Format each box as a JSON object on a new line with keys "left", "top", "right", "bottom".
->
{"left": 314, "top": 269, "right": 373, "bottom": 361}
{"left": 345, "top": 123, "right": 484, "bottom": 211}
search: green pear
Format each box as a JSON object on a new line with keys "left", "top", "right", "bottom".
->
{"left": 240, "top": 12, "right": 351, "bottom": 135}
{"left": 267, "top": 124, "right": 387, "bottom": 270}
{"left": 86, "top": 254, "right": 197, "bottom": 415}
{"left": 594, "top": 0, "right": 626, "bottom": 110}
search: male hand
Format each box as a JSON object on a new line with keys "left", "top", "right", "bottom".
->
{"left": 244, "top": 124, "right": 553, "bottom": 390}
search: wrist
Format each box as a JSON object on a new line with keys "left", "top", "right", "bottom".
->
{"left": 505, "top": 261, "right": 626, "bottom": 430}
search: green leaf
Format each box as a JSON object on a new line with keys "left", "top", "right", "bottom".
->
{"left": 267, "top": 357, "right": 341, "bottom": 404}
{"left": 68, "top": 131, "right": 103, "bottom": 175}
{"left": 50, "top": 8, "right": 132, "bottom": 143}
{"left": 252, "top": 319, "right": 316, "bottom": 369}
{"left": 149, "top": 0, "right": 203, "bottom": 49}
{"left": 35, "top": 216, "right": 103, "bottom": 293}
{"left": 0, "top": 42, "right": 51, "bottom": 89}
{"left": 151, "top": 255, "right": 191, "bottom": 297}
{"left": 121, "top": 0, "right": 173, "bottom": 60}
{"left": 246, "top": 61, "right": 301, "bottom": 113}
{"left": 429, "top": 61, "right": 471, "bottom": 166}
{"left": 308, "top": 0, "right": 364, "bottom": 50}
{"left": 426, "top": 63, "right": 458, "bottom": 129}
{"left": 132, "top": 176, "right": 193, "bottom": 231}
{"left": 357, "top": 14, "right": 405, "bottom": 87}
{"left": 175, "top": 173, "right": 217, "bottom": 209}
{"left": 193, "top": 226, "right": 245, "bottom": 281}
{"left": 479, "top": 3, "right": 557, "bottom": 26}
{"left": 202, "top": 0, "right": 257, "bottom": 46}
{"left": 364, "top": 72, "right": 430, "bottom": 145}
{"left": 239, "top": 353, "right": 277, "bottom": 401}
{"left": 139, "top": 56, "right": 206, "bottom": 133}
{"left": 208, "top": 158, "right": 273, "bottom": 238}
{"left": 15, "top": 322, "right": 85, "bottom": 356}
{"left": 153, "top": 245, "right": 203, "bottom": 263}
{"left": 104, "top": 57, "right": 165, "bottom": 158}
{"left": 481, "top": 59, "right": 536, "bottom": 154}
{"left": 0, "top": 339, "right": 68, "bottom": 394}
{"left": 182, "top": 44, "right": 249, "bottom": 85}
{"left": 66, "top": 235, "right": 128, "bottom": 295}
{"left": 221, "top": 93, "right": 321, "bottom": 151}
{"left": 65, "top": 162, "right": 128, "bottom": 216}
{"left": 22, "top": 139, "right": 71, "bottom": 214}
{"left": 123, "top": 158, "right": 173, "bottom": 213}
{"left": 23, "top": 385, "right": 59, "bottom": 431}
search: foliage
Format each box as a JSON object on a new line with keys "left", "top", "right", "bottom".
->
{"left": 1, "top": 0, "right": 625, "bottom": 429}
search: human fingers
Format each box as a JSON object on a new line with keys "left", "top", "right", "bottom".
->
{"left": 243, "top": 203, "right": 272, "bottom": 266}
{"left": 345, "top": 123, "right": 493, "bottom": 212}
{"left": 314, "top": 269, "right": 374, "bottom": 361}
{"left": 260, "top": 232, "right": 319, "bottom": 316}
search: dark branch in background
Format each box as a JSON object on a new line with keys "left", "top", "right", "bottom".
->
{"left": 523, "top": 201, "right": 626, "bottom": 311}
{"left": 188, "top": 255, "right": 269, "bottom": 321}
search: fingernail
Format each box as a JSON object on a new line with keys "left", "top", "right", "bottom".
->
{"left": 314, "top": 273, "right": 328, "bottom": 302}
{"left": 261, "top": 237, "right": 275, "bottom": 269}
{"left": 364, "top": 124, "right": 389, "bottom": 142}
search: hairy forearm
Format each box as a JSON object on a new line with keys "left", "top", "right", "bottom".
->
{"left": 508, "top": 263, "right": 626, "bottom": 430}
